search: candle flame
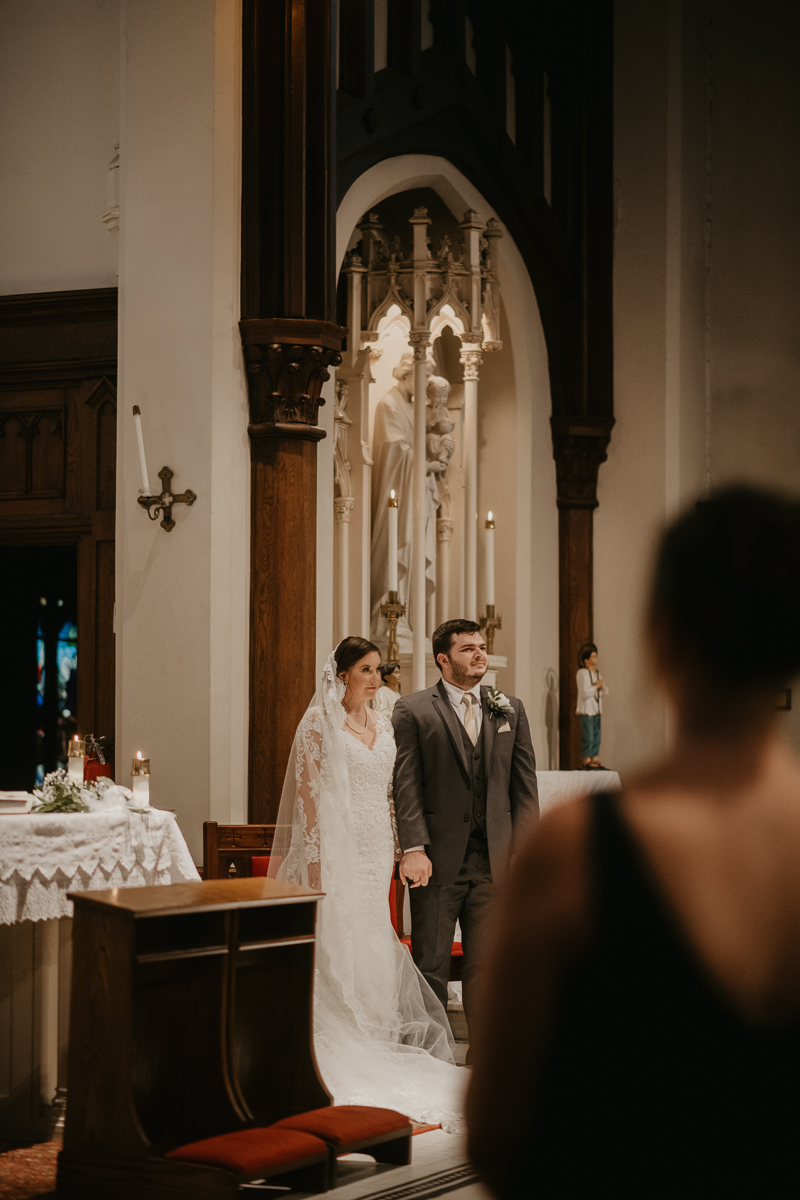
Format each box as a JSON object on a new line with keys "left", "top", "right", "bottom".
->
{"left": 390, "top": 489, "right": 395, "bottom": 499}
{"left": 488, "top": 511, "right": 493, "bottom": 521}
{"left": 73, "top": 734, "right": 79, "bottom": 742}
{"left": 136, "top": 751, "right": 143, "bottom": 760}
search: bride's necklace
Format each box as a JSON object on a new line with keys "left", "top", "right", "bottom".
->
{"left": 344, "top": 708, "right": 370, "bottom": 735}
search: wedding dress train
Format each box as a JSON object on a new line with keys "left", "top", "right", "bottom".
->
{"left": 269, "top": 655, "right": 466, "bottom": 1133}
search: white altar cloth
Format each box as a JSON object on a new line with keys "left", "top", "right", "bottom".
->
{"left": 0, "top": 808, "right": 200, "bottom": 924}
{"left": 537, "top": 769, "right": 622, "bottom": 817}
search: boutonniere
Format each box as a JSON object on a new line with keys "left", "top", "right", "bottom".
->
{"left": 486, "top": 688, "right": 514, "bottom": 719}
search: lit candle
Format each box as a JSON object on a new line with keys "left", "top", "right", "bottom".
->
{"left": 132, "top": 405, "right": 152, "bottom": 495}
{"left": 485, "top": 512, "right": 496, "bottom": 607}
{"left": 67, "top": 736, "right": 85, "bottom": 784}
{"left": 388, "top": 490, "right": 399, "bottom": 593}
{"left": 131, "top": 751, "right": 151, "bottom": 806}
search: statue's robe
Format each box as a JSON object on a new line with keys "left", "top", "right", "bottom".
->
{"left": 370, "top": 386, "right": 436, "bottom": 644}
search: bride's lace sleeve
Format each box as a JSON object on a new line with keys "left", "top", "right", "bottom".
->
{"left": 379, "top": 714, "right": 402, "bottom": 862}
{"left": 295, "top": 707, "right": 323, "bottom": 865}
{"left": 388, "top": 777, "right": 401, "bottom": 862}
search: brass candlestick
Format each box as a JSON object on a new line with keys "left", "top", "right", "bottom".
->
{"left": 380, "top": 590, "right": 406, "bottom": 664}
{"left": 479, "top": 603, "right": 502, "bottom": 655}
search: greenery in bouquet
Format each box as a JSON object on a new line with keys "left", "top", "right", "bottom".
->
{"left": 32, "top": 770, "right": 143, "bottom": 814}
{"left": 33, "top": 770, "right": 91, "bottom": 812}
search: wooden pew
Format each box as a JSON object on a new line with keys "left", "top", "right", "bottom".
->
{"left": 202, "top": 821, "right": 276, "bottom": 880}
{"left": 57, "top": 878, "right": 331, "bottom": 1198}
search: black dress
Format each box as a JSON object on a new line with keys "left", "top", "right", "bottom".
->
{"left": 524, "top": 792, "right": 800, "bottom": 1196}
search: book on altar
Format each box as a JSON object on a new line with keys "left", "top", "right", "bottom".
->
{"left": 0, "top": 792, "right": 35, "bottom": 814}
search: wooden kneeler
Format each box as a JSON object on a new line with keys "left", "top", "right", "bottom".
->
{"left": 275, "top": 1105, "right": 413, "bottom": 1183}
{"left": 57, "top": 878, "right": 332, "bottom": 1199}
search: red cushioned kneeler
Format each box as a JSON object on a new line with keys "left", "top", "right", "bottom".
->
{"left": 275, "top": 1105, "right": 413, "bottom": 1178}
{"left": 166, "top": 1126, "right": 330, "bottom": 1189}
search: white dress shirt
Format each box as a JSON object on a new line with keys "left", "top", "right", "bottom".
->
{"left": 441, "top": 677, "right": 484, "bottom": 736}
{"left": 403, "top": 679, "right": 483, "bottom": 854}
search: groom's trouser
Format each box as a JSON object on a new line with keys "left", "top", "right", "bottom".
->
{"left": 409, "top": 831, "right": 493, "bottom": 1026}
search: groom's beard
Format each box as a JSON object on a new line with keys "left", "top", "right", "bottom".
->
{"left": 447, "top": 658, "right": 488, "bottom": 688}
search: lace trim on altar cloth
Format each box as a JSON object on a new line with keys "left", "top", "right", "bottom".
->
{"left": 0, "top": 809, "right": 199, "bottom": 924}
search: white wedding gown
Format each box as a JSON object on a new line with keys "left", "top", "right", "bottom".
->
{"left": 271, "top": 663, "right": 465, "bottom": 1134}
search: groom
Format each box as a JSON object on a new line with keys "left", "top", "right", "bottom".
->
{"left": 391, "top": 619, "right": 539, "bottom": 1026}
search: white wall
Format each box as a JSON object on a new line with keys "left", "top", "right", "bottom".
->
{"left": 597, "top": 0, "right": 709, "bottom": 777}
{"left": 601, "top": 0, "right": 800, "bottom": 775}
{"left": 117, "top": 0, "right": 248, "bottom": 860}
{"left": 705, "top": 0, "right": 800, "bottom": 752}
{"left": 0, "top": 0, "right": 120, "bottom": 295}
{"left": 335, "top": 156, "right": 558, "bottom": 767}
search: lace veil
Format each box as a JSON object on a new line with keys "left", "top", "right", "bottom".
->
{"left": 268, "top": 652, "right": 458, "bottom": 1073}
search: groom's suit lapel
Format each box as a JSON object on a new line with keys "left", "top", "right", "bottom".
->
{"left": 432, "top": 680, "right": 470, "bottom": 779}
{"left": 481, "top": 685, "right": 497, "bottom": 775}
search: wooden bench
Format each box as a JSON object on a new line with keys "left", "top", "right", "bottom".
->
{"left": 202, "top": 820, "right": 275, "bottom": 879}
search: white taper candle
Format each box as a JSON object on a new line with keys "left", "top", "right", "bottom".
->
{"left": 388, "top": 491, "right": 399, "bottom": 593}
{"left": 485, "top": 512, "right": 496, "bottom": 606}
{"left": 132, "top": 405, "right": 152, "bottom": 495}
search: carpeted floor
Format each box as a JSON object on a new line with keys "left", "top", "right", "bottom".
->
{"left": 0, "top": 1141, "right": 59, "bottom": 1200}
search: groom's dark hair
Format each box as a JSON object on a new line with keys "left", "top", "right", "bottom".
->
{"left": 432, "top": 619, "right": 482, "bottom": 670}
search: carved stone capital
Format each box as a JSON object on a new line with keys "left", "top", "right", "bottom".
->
{"left": 460, "top": 348, "right": 483, "bottom": 380}
{"left": 436, "top": 518, "right": 455, "bottom": 542}
{"left": 334, "top": 496, "right": 355, "bottom": 524}
{"left": 551, "top": 417, "right": 614, "bottom": 510}
{"left": 240, "top": 318, "right": 346, "bottom": 441}
{"left": 408, "top": 330, "right": 431, "bottom": 360}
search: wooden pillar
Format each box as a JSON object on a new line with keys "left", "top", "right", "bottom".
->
{"left": 241, "top": 1, "right": 346, "bottom": 823}
{"left": 551, "top": 418, "right": 613, "bottom": 770}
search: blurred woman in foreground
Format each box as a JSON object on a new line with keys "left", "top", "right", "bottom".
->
{"left": 467, "top": 486, "right": 800, "bottom": 1196}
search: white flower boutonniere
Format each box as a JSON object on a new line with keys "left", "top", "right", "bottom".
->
{"left": 486, "top": 688, "right": 514, "bottom": 719}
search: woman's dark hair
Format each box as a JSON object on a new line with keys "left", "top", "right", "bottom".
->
{"left": 379, "top": 662, "right": 400, "bottom": 683}
{"left": 432, "top": 619, "right": 482, "bottom": 669}
{"left": 579, "top": 643, "right": 598, "bottom": 667}
{"left": 652, "top": 485, "right": 800, "bottom": 688}
{"left": 334, "top": 636, "right": 380, "bottom": 677}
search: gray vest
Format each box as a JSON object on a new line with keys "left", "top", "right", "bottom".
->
{"left": 458, "top": 716, "right": 488, "bottom": 837}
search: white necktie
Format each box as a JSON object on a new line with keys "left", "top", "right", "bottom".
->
{"left": 461, "top": 693, "right": 478, "bottom": 745}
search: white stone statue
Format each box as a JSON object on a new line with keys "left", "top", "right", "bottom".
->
{"left": 370, "top": 351, "right": 438, "bottom": 645}
{"left": 426, "top": 375, "right": 456, "bottom": 516}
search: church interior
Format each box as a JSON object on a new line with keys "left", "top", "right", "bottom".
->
{"left": 1, "top": 0, "right": 799, "bottom": 1195}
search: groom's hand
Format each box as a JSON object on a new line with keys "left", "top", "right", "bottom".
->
{"left": 400, "top": 850, "right": 432, "bottom": 888}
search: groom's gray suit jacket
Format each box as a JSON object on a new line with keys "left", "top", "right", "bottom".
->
{"left": 391, "top": 679, "right": 539, "bottom": 887}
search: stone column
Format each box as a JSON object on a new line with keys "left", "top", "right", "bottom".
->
{"left": 460, "top": 340, "right": 483, "bottom": 621}
{"left": 241, "top": 0, "right": 346, "bottom": 822}
{"left": 436, "top": 518, "right": 455, "bottom": 625}
{"left": 409, "top": 330, "right": 431, "bottom": 692}
{"left": 334, "top": 496, "right": 355, "bottom": 644}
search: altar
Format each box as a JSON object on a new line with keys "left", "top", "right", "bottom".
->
{"left": 0, "top": 808, "right": 199, "bottom": 1139}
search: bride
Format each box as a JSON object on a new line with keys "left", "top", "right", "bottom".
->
{"left": 269, "top": 636, "right": 465, "bottom": 1131}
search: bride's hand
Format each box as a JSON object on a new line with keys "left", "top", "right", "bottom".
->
{"left": 307, "top": 861, "right": 321, "bottom": 890}
{"left": 400, "top": 850, "right": 432, "bottom": 888}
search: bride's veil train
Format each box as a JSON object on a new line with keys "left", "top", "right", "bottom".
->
{"left": 268, "top": 652, "right": 465, "bottom": 1130}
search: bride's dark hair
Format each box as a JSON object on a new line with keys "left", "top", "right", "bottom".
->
{"left": 335, "top": 636, "right": 380, "bottom": 678}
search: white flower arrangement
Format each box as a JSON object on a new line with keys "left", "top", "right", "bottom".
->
{"left": 33, "top": 769, "right": 145, "bottom": 814}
